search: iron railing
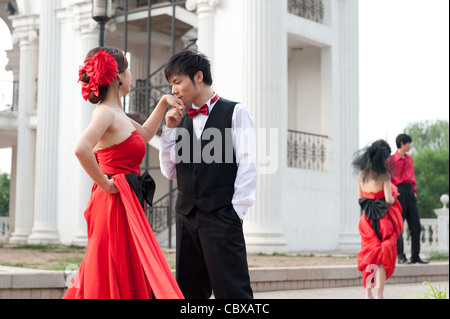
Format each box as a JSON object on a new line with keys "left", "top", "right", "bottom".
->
{"left": 146, "top": 186, "right": 177, "bottom": 247}
{"left": 112, "top": 0, "right": 194, "bottom": 127}
{"left": 287, "top": 129, "right": 328, "bottom": 171}
{"left": 114, "top": 0, "right": 184, "bottom": 13}
{"left": 288, "top": 0, "right": 325, "bottom": 24}
{"left": 131, "top": 39, "right": 196, "bottom": 126}
{"left": 110, "top": 0, "right": 191, "bottom": 249}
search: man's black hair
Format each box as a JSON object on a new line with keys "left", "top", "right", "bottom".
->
{"left": 164, "top": 50, "right": 213, "bottom": 86}
{"left": 396, "top": 134, "right": 412, "bottom": 149}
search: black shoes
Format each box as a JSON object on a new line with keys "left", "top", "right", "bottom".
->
{"left": 410, "top": 257, "right": 430, "bottom": 264}
{"left": 398, "top": 256, "right": 430, "bottom": 264}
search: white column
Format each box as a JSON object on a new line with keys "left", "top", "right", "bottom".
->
{"left": 28, "top": 0, "right": 61, "bottom": 244}
{"left": 186, "top": 0, "right": 219, "bottom": 59}
{"left": 8, "top": 14, "right": 39, "bottom": 244}
{"left": 242, "top": 0, "right": 287, "bottom": 253}
{"left": 337, "top": 0, "right": 360, "bottom": 251}
{"left": 71, "top": 2, "right": 97, "bottom": 246}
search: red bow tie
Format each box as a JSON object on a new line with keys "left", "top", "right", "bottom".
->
{"left": 188, "top": 104, "right": 209, "bottom": 119}
{"left": 188, "top": 94, "right": 219, "bottom": 119}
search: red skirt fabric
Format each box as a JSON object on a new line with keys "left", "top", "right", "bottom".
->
{"left": 64, "top": 174, "right": 184, "bottom": 299}
{"left": 357, "top": 184, "right": 403, "bottom": 288}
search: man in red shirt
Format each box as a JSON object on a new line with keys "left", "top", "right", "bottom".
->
{"left": 390, "top": 134, "right": 429, "bottom": 264}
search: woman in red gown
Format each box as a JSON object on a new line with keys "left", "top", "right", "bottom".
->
{"left": 64, "top": 47, "right": 185, "bottom": 299}
{"left": 352, "top": 140, "right": 403, "bottom": 299}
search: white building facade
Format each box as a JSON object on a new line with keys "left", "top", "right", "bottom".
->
{"left": 0, "top": 0, "right": 361, "bottom": 253}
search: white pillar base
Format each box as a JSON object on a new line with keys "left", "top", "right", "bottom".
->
{"left": 245, "top": 231, "right": 288, "bottom": 254}
{"left": 71, "top": 234, "right": 88, "bottom": 247}
{"left": 338, "top": 230, "right": 360, "bottom": 252}
{"left": 28, "top": 228, "right": 60, "bottom": 244}
{"left": 8, "top": 232, "right": 30, "bottom": 244}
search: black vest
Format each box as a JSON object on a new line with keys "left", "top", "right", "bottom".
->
{"left": 175, "top": 98, "right": 238, "bottom": 215}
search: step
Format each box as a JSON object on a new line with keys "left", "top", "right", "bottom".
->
{"left": 0, "top": 262, "right": 448, "bottom": 299}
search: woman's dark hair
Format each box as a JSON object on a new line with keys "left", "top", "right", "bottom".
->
{"left": 395, "top": 133, "right": 412, "bottom": 149}
{"left": 351, "top": 139, "right": 395, "bottom": 183}
{"left": 79, "top": 46, "right": 128, "bottom": 104}
{"left": 164, "top": 50, "right": 213, "bottom": 86}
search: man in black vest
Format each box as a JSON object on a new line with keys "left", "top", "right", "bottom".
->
{"left": 159, "top": 50, "right": 257, "bottom": 299}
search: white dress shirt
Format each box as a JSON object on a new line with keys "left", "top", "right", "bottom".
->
{"left": 159, "top": 94, "right": 258, "bottom": 220}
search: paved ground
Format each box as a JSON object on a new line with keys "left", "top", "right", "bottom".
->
{"left": 254, "top": 281, "right": 449, "bottom": 299}
{"left": 0, "top": 245, "right": 361, "bottom": 270}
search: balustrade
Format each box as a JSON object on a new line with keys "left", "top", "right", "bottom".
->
{"left": 0, "top": 217, "right": 10, "bottom": 243}
{"left": 0, "top": 80, "right": 18, "bottom": 112}
{"left": 288, "top": 0, "right": 325, "bottom": 24}
{"left": 404, "top": 195, "right": 449, "bottom": 254}
{"left": 287, "top": 129, "right": 329, "bottom": 171}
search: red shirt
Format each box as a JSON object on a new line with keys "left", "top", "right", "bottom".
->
{"left": 389, "top": 150, "right": 417, "bottom": 194}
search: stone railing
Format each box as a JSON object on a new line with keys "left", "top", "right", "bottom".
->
{"left": 0, "top": 217, "right": 10, "bottom": 243}
{"left": 0, "top": 80, "right": 17, "bottom": 112}
{"left": 404, "top": 194, "right": 449, "bottom": 254}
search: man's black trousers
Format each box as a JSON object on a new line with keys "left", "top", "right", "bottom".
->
{"left": 175, "top": 204, "right": 253, "bottom": 299}
{"left": 396, "top": 183, "right": 422, "bottom": 260}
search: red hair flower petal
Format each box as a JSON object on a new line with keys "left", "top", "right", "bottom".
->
{"left": 78, "top": 49, "right": 119, "bottom": 101}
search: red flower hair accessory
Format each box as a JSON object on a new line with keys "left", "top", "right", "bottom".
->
{"left": 78, "top": 49, "right": 119, "bottom": 101}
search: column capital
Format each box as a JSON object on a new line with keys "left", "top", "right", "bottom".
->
{"left": 56, "top": 2, "right": 98, "bottom": 35}
{"left": 10, "top": 14, "right": 40, "bottom": 46}
{"left": 186, "top": 0, "right": 220, "bottom": 12}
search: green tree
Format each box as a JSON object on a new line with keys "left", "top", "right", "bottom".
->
{"left": 406, "top": 119, "right": 449, "bottom": 156}
{"left": 404, "top": 120, "right": 449, "bottom": 218}
{"left": 0, "top": 172, "right": 10, "bottom": 217}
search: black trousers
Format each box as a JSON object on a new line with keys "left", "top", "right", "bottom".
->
{"left": 396, "top": 183, "right": 422, "bottom": 260}
{"left": 175, "top": 205, "right": 253, "bottom": 299}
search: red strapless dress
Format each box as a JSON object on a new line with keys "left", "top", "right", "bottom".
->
{"left": 64, "top": 130, "right": 183, "bottom": 299}
{"left": 357, "top": 184, "right": 404, "bottom": 288}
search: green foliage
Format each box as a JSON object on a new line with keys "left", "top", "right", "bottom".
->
{"left": 404, "top": 120, "right": 449, "bottom": 218}
{"left": 0, "top": 172, "right": 10, "bottom": 217}
{"left": 414, "top": 148, "right": 449, "bottom": 218}
{"left": 405, "top": 119, "right": 449, "bottom": 155}
{"left": 428, "top": 251, "right": 449, "bottom": 261}
{"left": 410, "top": 282, "right": 449, "bottom": 299}
{"left": 11, "top": 244, "right": 86, "bottom": 253}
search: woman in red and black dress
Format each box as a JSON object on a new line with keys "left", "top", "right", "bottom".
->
{"left": 64, "top": 47, "right": 184, "bottom": 299}
{"left": 352, "top": 139, "right": 404, "bottom": 299}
